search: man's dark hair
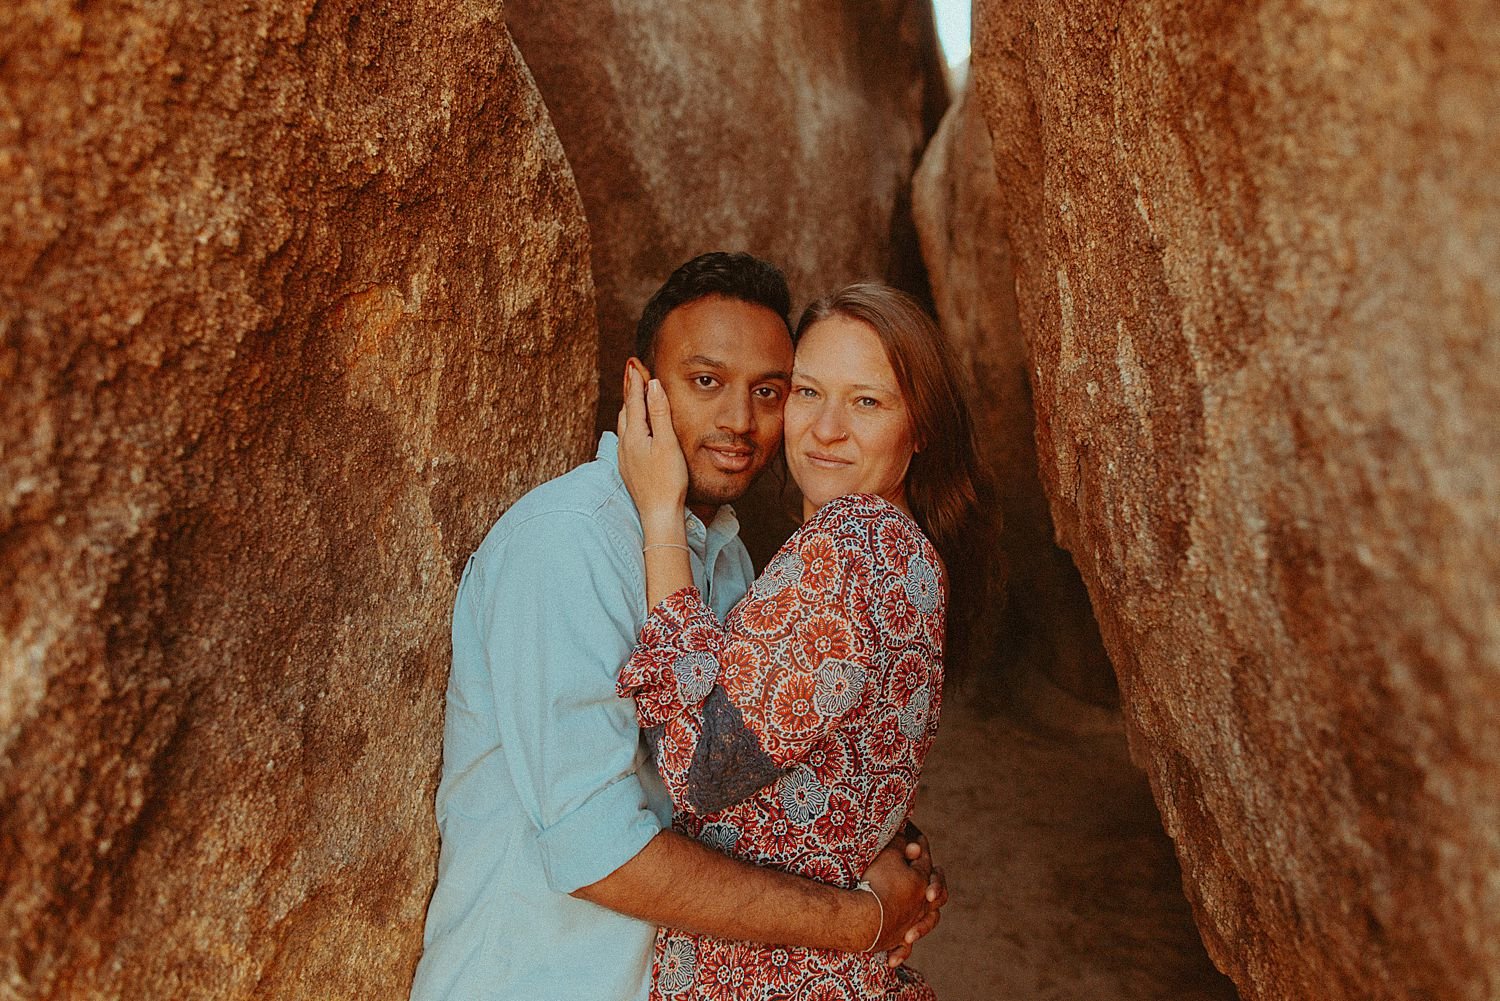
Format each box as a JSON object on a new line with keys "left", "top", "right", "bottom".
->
{"left": 634, "top": 252, "right": 792, "bottom": 366}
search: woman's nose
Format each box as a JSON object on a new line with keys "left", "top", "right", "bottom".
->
{"left": 812, "top": 405, "right": 848, "bottom": 443}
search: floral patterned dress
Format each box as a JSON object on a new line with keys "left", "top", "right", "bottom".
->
{"left": 618, "top": 493, "right": 945, "bottom": 1001}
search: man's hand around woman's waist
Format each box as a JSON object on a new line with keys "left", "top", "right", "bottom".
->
{"left": 862, "top": 818, "right": 947, "bottom": 967}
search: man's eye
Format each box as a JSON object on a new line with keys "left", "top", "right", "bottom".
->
{"left": 694, "top": 375, "right": 719, "bottom": 389}
{"left": 754, "top": 386, "right": 783, "bottom": 400}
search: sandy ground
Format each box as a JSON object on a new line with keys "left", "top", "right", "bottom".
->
{"left": 904, "top": 669, "right": 1241, "bottom": 1001}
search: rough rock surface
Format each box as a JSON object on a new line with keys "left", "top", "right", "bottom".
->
{"left": 972, "top": 1, "right": 1500, "bottom": 998}
{"left": 0, "top": 3, "right": 596, "bottom": 998}
{"left": 506, "top": 0, "right": 949, "bottom": 562}
{"left": 913, "top": 81, "right": 1116, "bottom": 704}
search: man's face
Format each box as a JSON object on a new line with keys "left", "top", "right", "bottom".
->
{"left": 644, "top": 296, "right": 793, "bottom": 517}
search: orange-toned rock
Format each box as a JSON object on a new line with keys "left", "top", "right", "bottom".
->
{"left": 912, "top": 80, "right": 1115, "bottom": 704}
{"left": 973, "top": 1, "right": 1500, "bottom": 998}
{"left": 0, "top": 3, "right": 596, "bottom": 997}
{"left": 506, "top": 0, "right": 948, "bottom": 422}
{"left": 505, "top": 0, "right": 949, "bottom": 561}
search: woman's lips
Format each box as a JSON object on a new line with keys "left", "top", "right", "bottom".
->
{"left": 803, "top": 452, "right": 852, "bottom": 469}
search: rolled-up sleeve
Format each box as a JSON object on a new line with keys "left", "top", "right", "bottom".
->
{"left": 469, "top": 511, "right": 661, "bottom": 894}
{"left": 534, "top": 772, "right": 660, "bottom": 893}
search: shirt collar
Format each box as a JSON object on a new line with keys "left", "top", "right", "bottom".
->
{"left": 595, "top": 431, "right": 620, "bottom": 464}
{"left": 597, "top": 432, "right": 742, "bottom": 558}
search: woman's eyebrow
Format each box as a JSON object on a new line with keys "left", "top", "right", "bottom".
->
{"left": 795, "top": 370, "right": 896, "bottom": 395}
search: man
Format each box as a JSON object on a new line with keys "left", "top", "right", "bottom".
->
{"left": 410, "top": 253, "right": 944, "bottom": 1000}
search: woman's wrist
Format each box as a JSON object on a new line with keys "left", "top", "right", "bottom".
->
{"left": 640, "top": 508, "right": 686, "bottom": 544}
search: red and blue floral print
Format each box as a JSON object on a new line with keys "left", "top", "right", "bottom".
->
{"left": 618, "top": 494, "right": 946, "bottom": 1000}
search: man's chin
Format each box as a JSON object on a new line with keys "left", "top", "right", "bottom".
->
{"left": 686, "top": 466, "right": 764, "bottom": 510}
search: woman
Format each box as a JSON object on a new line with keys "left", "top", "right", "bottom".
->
{"left": 616, "top": 283, "right": 990, "bottom": 1000}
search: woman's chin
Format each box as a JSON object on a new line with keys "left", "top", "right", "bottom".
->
{"left": 794, "top": 482, "right": 842, "bottom": 515}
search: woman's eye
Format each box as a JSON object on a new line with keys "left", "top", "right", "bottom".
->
{"left": 856, "top": 397, "right": 879, "bottom": 408}
{"left": 792, "top": 386, "right": 817, "bottom": 399}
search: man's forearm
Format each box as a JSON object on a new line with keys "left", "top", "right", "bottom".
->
{"left": 572, "top": 829, "right": 877, "bottom": 952}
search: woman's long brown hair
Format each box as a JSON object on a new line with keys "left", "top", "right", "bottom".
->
{"left": 796, "top": 282, "right": 997, "bottom": 682}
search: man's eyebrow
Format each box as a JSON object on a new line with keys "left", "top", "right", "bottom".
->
{"left": 683, "top": 355, "right": 789, "bottom": 383}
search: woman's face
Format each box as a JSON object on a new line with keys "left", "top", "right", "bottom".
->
{"left": 785, "top": 315, "right": 918, "bottom": 519}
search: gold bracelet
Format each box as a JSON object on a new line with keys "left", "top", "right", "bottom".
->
{"left": 856, "top": 880, "right": 884, "bottom": 953}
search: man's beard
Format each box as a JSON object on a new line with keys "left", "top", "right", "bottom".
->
{"left": 686, "top": 476, "right": 752, "bottom": 508}
{"left": 685, "top": 433, "right": 763, "bottom": 508}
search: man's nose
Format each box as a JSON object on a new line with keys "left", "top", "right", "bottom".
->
{"left": 717, "top": 390, "right": 753, "bottom": 434}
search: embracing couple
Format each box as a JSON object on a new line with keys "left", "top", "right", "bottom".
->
{"left": 410, "top": 252, "right": 990, "bottom": 1001}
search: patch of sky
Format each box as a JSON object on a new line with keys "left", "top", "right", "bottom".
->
{"left": 930, "top": 0, "right": 971, "bottom": 69}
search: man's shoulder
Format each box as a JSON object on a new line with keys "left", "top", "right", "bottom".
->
{"left": 475, "top": 456, "right": 639, "bottom": 558}
{"left": 506, "top": 455, "right": 624, "bottom": 520}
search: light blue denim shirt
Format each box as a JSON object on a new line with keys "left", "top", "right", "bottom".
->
{"left": 409, "top": 433, "right": 754, "bottom": 1001}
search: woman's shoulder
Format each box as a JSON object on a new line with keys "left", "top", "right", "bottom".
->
{"left": 801, "top": 492, "right": 918, "bottom": 532}
{"left": 797, "top": 493, "right": 936, "bottom": 564}
{"left": 748, "top": 495, "right": 944, "bottom": 624}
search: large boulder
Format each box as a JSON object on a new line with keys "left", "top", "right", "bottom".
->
{"left": 0, "top": 3, "right": 596, "bottom": 997}
{"left": 913, "top": 81, "right": 1232, "bottom": 997}
{"left": 973, "top": 1, "right": 1500, "bottom": 998}
{"left": 912, "top": 79, "right": 1115, "bottom": 703}
{"left": 505, "top": 0, "right": 949, "bottom": 562}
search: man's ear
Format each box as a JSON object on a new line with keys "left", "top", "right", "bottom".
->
{"left": 623, "top": 357, "right": 651, "bottom": 401}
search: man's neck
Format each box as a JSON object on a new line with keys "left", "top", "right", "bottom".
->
{"left": 688, "top": 503, "right": 718, "bottom": 526}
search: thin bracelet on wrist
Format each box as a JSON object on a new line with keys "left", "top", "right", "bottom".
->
{"left": 855, "top": 880, "right": 884, "bottom": 953}
{"left": 642, "top": 543, "right": 692, "bottom": 555}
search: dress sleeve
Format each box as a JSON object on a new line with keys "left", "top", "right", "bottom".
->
{"left": 618, "top": 498, "right": 881, "bottom": 816}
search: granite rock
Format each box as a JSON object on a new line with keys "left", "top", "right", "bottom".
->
{"left": 913, "top": 79, "right": 1115, "bottom": 704}
{"left": 505, "top": 0, "right": 950, "bottom": 562}
{"left": 972, "top": 1, "right": 1500, "bottom": 998}
{"left": 0, "top": 2, "right": 596, "bottom": 997}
